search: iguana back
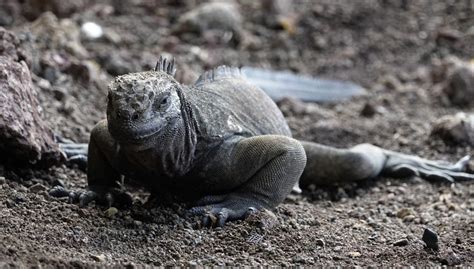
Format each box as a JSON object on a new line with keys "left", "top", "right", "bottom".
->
{"left": 188, "top": 66, "right": 292, "bottom": 140}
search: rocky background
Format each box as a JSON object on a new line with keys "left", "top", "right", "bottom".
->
{"left": 0, "top": 0, "right": 473, "bottom": 266}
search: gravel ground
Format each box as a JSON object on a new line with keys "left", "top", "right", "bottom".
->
{"left": 0, "top": 0, "right": 473, "bottom": 266}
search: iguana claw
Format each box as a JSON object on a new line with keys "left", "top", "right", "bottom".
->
{"left": 188, "top": 195, "right": 262, "bottom": 227}
{"left": 49, "top": 186, "right": 133, "bottom": 208}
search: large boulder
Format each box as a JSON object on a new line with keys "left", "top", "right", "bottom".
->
{"left": 0, "top": 28, "right": 62, "bottom": 166}
{"left": 432, "top": 57, "right": 474, "bottom": 107}
{"left": 22, "top": 0, "right": 89, "bottom": 20}
{"left": 432, "top": 113, "right": 474, "bottom": 146}
{"left": 174, "top": 1, "right": 242, "bottom": 36}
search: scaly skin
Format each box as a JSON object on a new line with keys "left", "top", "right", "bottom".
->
{"left": 59, "top": 57, "right": 474, "bottom": 227}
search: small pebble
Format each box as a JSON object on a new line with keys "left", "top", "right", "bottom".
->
{"left": 360, "top": 102, "right": 376, "bottom": 117}
{"left": 105, "top": 207, "right": 118, "bottom": 218}
{"left": 90, "top": 253, "right": 106, "bottom": 262}
{"left": 81, "top": 22, "right": 104, "bottom": 40}
{"left": 245, "top": 208, "right": 279, "bottom": 229}
{"left": 440, "top": 250, "right": 462, "bottom": 266}
{"left": 348, "top": 251, "right": 361, "bottom": 258}
{"left": 422, "top": 228, "right": 439, "bottom": 250}
{"left": 29, "top": 183, "right": 47, "bottom": 193}
{"left": 393, "top": 238, "right": 409, "bottom": 246}
{"left": 49, "top": 186, "right": 69, "bottom": 198}
{"left": 315, "top": 238, "right": 325, "bottom": 247}
{"left": 14, "top": 194, "right": 26, "bottom": 204}
{"left": 36, "top": 78, "right": 51, "bottom": 90}
{"left": 51, "top": 178, "right": 65, "bottom": 187}
{"left": 396, "top": 208, "right": 414, "bottom": 218}
{"left": 402, "top": 214, "right": 415, "bottom": 222}
{"left": 0, "top": 176, "right": 5, "bottom": 185}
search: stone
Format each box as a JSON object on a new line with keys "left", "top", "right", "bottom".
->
{"left": 51, "top": 178, "right": 65, "bottom": 187}
{"left": 432, "top": 113, "right": 474, "bottom": 146}
{"left": 81, "top": 22, "right": 104, "bottom": 40}
{"left": 0, "top": 27, "right": 28, "bottom": 62}
{"left": 22, "top": 0, "right": 89, "bottom": 19}
{"left": 348, "top": 251, "right": 361, "bottom": 258}
{"left": 402, "top": 214, "right": 415, "bottom": 222}
{"left": 437, "top": 28, "right": 463, "bottom": 42}
{"left": 104, "top": 207, "right": 118, "bottom": 218}
{"left": 315, "top": 238, "right": 325, "bottom": 247}
{"left": 29, "top": 183, "right": 47, "bottom": 193}
{"left": 396, "top": 208, "right": 414, "bottom": 219}
{"left": 422, "top": 228, "right": 439, "bottom": 251}
{"left": 440, "top": 250, "right": 462, "bottom": 266}
{"left": 102, "top": 54, "right": 133, "bottom": 76}
{"left": 30, "top": 12, "right": 88, "bottom": 59}
{"left": 0, "top": 29, "right": 62, "bottom": 166}
{"left": 441, "top": 58, "right": 474, "bottom": 107}
{"left": 90, "top": 253, "right": 106, "bottom": 262}
{"left": 393, "top": 238, "right": 408, "bottom": 246}
{"left": 360, "top": 102, "right": 377, "bottom": 117}
{"left": 48, "top": 186, "right": 69, "bottom": 198}
{"left": 175, "top": 1, "right": 242, "bottom": 35}
{"left": 261, "top": 0, "right": 297, "bottom": 33}
{"left": 245, "top": 208, "right": 279, "bottom": 229}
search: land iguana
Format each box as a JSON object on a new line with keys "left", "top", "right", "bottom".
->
{"left": 58, "top": 56, "right": 474, "bottom": 227}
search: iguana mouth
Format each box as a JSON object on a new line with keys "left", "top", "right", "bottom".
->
{"left": 109, "top": 121, "right": 162, "bottom": 144}
{"left": 132, "top": 125, "right": 161, "bottom": 141}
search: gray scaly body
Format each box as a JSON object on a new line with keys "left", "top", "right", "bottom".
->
{"left": 59, "top": 56, "right": 474, "bottom": 226}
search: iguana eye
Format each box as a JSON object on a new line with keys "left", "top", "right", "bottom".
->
{"left": 153, "top": 94, "right": 170, "bottom": 111}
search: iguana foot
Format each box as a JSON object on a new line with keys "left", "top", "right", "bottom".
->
{"left": 383, "top": 153, "right": 474, "bottom": 183}
{"left": 49, "top": 185, "right": 133, "bottom": 208}
{"left": 188, "top": 194, "right": 261, "bottom": 227}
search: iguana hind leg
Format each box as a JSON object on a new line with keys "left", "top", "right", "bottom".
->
{"left": 300, "top": 141, "right": 473, "bottom": 186}
{"left": 189, "top": 135, "right": 307, "bottom": 227}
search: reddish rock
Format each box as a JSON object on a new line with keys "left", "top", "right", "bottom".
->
{"left": 0, "top": 29, "right": 62, "bottom": 166}
{"left": 0, "top": 28, "right": 28, "bottom": 62}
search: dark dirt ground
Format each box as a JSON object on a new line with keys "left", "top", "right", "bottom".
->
{"left": 1, "top": 0, "right": 473, "bottom": 267}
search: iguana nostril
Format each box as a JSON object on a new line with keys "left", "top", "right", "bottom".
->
{"left": 132, "top": 113, "right": 140, "bottom": 121}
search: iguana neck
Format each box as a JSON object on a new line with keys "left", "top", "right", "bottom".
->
{"left": 168, "top": 87, "right": 199, "bottom": 177}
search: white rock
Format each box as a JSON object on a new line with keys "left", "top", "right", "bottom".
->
{"left": 81, "top": 22, "right": 103, "bottom": 40}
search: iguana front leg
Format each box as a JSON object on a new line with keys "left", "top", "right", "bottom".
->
{"left": 53, "top": 120, "right": 133, "bottom": 207}
{"left": 79, "top": 120, "right": 133, "bottom": 207}
{"left": 300, "top": 142, "right": 473, "bottom": 187}
{"left": 189, "top": 135, "right": 307, "bottom": 227}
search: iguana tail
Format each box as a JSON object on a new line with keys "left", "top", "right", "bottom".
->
{"left": 298, "top": 140, "right": 473, "bottom": 187}
{"left": 59, "top": 141, "right": 88, "bottom": 171}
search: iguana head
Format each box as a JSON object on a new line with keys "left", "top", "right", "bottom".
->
{"left": 106, "top": 58, "right": 183, "bottom": 148}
